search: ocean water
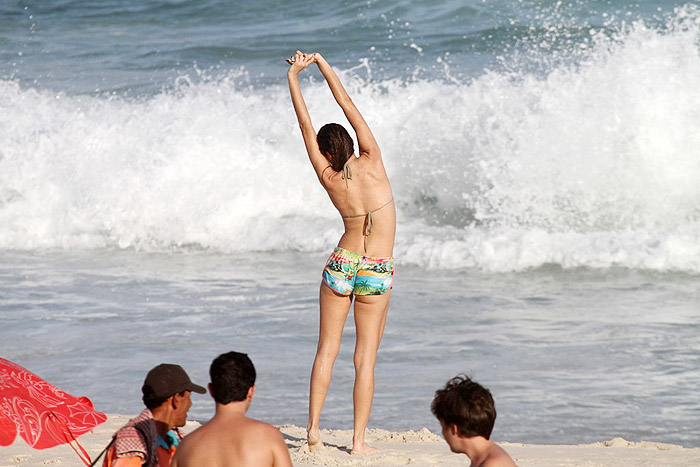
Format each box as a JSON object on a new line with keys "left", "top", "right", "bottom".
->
{"left": 1, "top": 0, "right": 699, "bottom": 448}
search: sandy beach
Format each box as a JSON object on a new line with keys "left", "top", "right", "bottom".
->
{"left": 2, "top": 415, "right": 698, "bottom": 467}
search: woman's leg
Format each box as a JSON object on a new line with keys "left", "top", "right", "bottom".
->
{"left": 350, "top": 292, "right": 391, "bottom": 454}
{"left": 307, "top": 282, "right": 353, "bottom": 449}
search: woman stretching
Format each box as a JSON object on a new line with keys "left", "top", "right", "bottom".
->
{"left": 287, "top": 50, "right": 395, "bottom": 455}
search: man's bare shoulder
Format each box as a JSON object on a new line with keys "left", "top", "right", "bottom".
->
{"left": 179, "top": 421, "right": 211, "bottom": 444}
{"left": 242, "top": 418, "right": 285, "bottom": 439}
{"left": 481, "top": 443, "right": 517, "bottom": 467}
{"left": 244, "top": 419, "right": 291, "bottom": 467}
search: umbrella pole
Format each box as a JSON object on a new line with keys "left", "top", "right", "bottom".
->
{"left": 48, "top": 411, "right": 93, "bottom": 466}
{"left": 88, "top": 437, "right": 115, "bottom": 467}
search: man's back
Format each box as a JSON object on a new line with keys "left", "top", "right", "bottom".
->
{"left": 172, "top": 413, "right": 291, "bottom": 467}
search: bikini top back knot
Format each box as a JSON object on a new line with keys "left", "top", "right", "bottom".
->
{"left": 342, "top": 160, "right": 352, "bottom": 188}
{"left": 340, "top": 159, "right": 393, "bottom": 252}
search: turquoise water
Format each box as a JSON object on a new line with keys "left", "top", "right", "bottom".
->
{"left": 1, "top": 0, "right": 699, "bottom": 447}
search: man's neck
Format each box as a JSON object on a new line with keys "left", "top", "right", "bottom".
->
{"left": 461, "top": 436, "right": 493, "bottom": 466}
{"left": 214, "top": 400, "right": 249, "bottom": 418}
{"left": 151, "top": 407, "right": 175, "bottom": 437}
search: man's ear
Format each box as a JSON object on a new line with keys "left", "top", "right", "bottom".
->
{"left": 449, "top": 424, "right": 459, "bottom": 436}
{"left": 208, "top": 383, "right": 214, "bottom": 399}
{"left": 247, "top": 385, "right": 256, "bottom": 401}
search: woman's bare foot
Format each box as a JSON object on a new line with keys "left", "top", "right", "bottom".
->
{"left": 307, "top": 429, "right": 324, "bottom": 452}
{"left": 351, "top": 442, "right": 379, "bottom": 455}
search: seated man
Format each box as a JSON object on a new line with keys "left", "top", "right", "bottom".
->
{"left": 172, "top": 351, "right": 292, "bottom": 467}
{"left": 431, "top": 375, "right": 517, "bottom": 467}
{"left": 104, "top": 363, "right": 206, "bottom": 467}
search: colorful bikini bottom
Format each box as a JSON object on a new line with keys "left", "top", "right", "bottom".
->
{"left": 322, "top": 247, "right": 394, "bottom": 296}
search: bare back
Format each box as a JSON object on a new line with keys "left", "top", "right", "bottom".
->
{"left": 322, "top": 151, "right": 396, "bottom": 257}
{"left": 288, "top": 51, "right": 396, "bottom": 258}
{"left": 172, "top": 414, "right": 291, "bottom": 467}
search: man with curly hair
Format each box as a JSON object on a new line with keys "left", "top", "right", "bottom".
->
{"left": 431, "top": 375, "right": 516, "bottom": 466}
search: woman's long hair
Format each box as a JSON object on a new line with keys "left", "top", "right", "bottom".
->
{"left": 317, "top": 123, "right": 354, "bottom": 172}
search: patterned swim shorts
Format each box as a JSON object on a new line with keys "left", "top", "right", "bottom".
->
{"left": 322, "top": 247, "right": 394, "bottom": 296}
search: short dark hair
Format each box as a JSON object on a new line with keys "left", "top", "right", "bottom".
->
{"left": 317, "top": 123, "right": 354, "bottom": 172}
{"left": 431, "top": 375, "right": 496, "bottom": 439}
{"left": 209, "top": 351, "right": 256, "bottom": 404}
{"left": 143, "top": 390, "right": 186, "bottom": 410}
{"left": 143, "top": 393, "right": 170, "bottom": 410}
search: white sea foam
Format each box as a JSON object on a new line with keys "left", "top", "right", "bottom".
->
{"left": 1, "top": 8, "right": 699, "bottom": 272}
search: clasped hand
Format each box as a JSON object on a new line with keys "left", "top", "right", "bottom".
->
{"left": 286, "top": 50, "right": 319, "bottom": 74}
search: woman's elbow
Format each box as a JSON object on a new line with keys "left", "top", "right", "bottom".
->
{"left": 338, "top": 95, "right": 354, "bottom": 108}
{"left": 298, "top": 121, "right": 313, "bottom": 134}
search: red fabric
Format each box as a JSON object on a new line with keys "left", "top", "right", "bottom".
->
{"left": 156, "top": 442, "right": 178, "bottom": 467}
{"left": 0, "top": 410, "right": 15, "bottom": 445}
{"left": 0, "top": 358, "right": 107, "bottom": 451}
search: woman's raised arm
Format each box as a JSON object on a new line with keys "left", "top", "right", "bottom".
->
{"left": 287, "top": 51, "right": 331, "bottom": 182}
{"left": 313, "top": 53, "right": 381, "bottom": 159}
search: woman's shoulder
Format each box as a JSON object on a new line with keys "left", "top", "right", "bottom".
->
{"left": 357, "top": 153, "right": 390, "bottom": 182}
{"left": 356, "top": 150, "right": 387, "bottom": 172}
{"left": 320, "top": 165, "right": 340, "bottom": 188}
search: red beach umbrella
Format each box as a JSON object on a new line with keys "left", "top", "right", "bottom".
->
{"left": 0, "top": 357, "right": 107, "bottom": 465}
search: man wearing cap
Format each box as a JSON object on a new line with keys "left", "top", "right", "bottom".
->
{"left": 103, "top": 363, "right": 206, "bottom": 467}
